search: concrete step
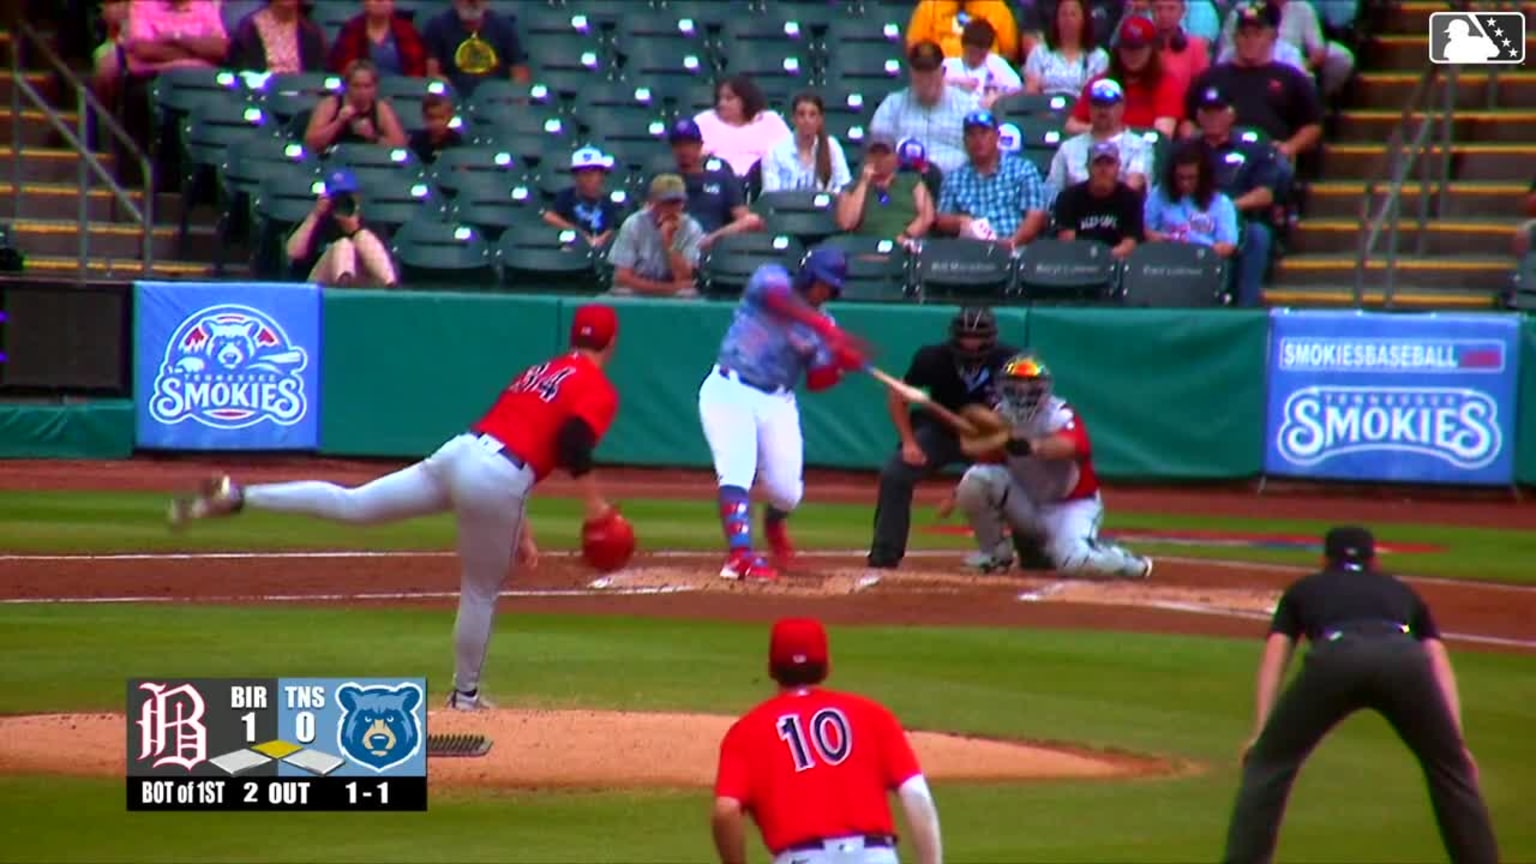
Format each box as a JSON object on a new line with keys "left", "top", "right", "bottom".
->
{"left": 1289, "top": 219, "right": 1515, "bottom": 257}
{"left": 0, "top": 146, "right": 125, "bottom": 184}
{"left": 1381, "top": 1, "right": 1536, "bottom": 35}
{"left": 1334, "top": 109, "right": 1536, "bottom": 143}
{"left": 0, "top": 69, "right": 60, "bottom": 105}
{"left": 8, "top": 220, "right": 219, "bottom": 263}
{"left": 18, "top": 254, "right": 234, "bottom": 280}
{"left": 1361, "top": 32, "right": 1536, "bottom": 69}
{"left": 1322, "top": 142, "right": 1535, "bottom": 180}
{"left": 0, "top": 106, "right": 88, "bottom": 147}
{"left": 2, "top": 182, "right": 185, "bottom": 224}
{"left": 1349, "top": 71, "right": 1536, "bottom": 110}
{"left": 1272, "top": 253, "right": 1514, "bottom": 292}
{"left": 1263, "top": 282, "right": 1502, "bottom": 311}
{"left": 1305, "top": 180, "right": 1528, "bottom": 219}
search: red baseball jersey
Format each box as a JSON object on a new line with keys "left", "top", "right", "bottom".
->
{"left": 715, "top": 687, "right": 922, "bottom": 855}
{"left": 471, "top": 351, "right": 618, "bottom": 481}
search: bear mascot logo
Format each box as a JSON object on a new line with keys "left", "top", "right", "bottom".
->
{"left": 335, "top": 682, "right": 424, "bottom": 773}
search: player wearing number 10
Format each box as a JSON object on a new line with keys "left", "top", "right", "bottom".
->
{"left": 167, "top": 306, "right": 625, "bottom": 712}
{"left": 712, "top": 618, "right": 943, "bottom": 864}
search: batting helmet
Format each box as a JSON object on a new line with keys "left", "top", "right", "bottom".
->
{"left": 794, "top": 246, "right": 848, "bottom": 299}
{"left": 950, "top": 305, "right": 998, "bottom": 359}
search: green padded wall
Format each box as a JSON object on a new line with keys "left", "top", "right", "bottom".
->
{"left": 0, "top": 400, "right": 135, "bottom": 458}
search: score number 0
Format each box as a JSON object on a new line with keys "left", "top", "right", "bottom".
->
{"left": 239, "top": 710, "right": 316, "bottom": 744}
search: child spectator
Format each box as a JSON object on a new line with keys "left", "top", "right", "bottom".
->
{"left": 942, "top": 19, "right": 1023, "bottom": 109}
{"left": 407, "top": 92, "right": 464, "bottom": 164}
{"left": 543, "top": 147, "right": 624, "bottom": 249}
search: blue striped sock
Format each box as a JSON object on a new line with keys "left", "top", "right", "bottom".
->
{"left": 718, "top": 486, "right": 753, "bottom": 551}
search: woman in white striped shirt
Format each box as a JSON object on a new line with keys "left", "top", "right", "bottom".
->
{"left": 761, "top": 91, "right": 853, "bottom": 194}
{"left": 1023, "top": 0, "right": 1110, "bottom": 98}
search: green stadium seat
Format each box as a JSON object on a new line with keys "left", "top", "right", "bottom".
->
{"left": 471, "top": 113, "right": 576, "bottom": 170}
{"left": 349, "top": 177, "right": 444, "bottom": 233}
{"left": 151, "top": 67, "right": 242, "bottom": 121}
{"left": 1012, "top": 115, "right": 1067, "bottom": 149}
{"left": 573, "top": 81, "right": 669, "bottom": 119}
{"left": 653, "top": 0, "right": 736, "bottom": 30}
{"left": 1118, "top": 242, "right": 1231, "bottom": 308}
{"left": 822, "top": 16, "right": 906, "bottom": 51}
{"left": 1011, "top": 238, "right": 1120, "bottom": 304}
{"left": 720, "top": 16, "right": 817, "bottom": 51}
{"left": 217, "top": 138, "right": 318, "bottom": 253}
{"left": 617, "top": 12, "right": 714, "bottom": 44}
{"left": 251, "top": 173, "right": 326, "bottom": 278}
{"left": 698, "top": 233, "right": 806, "bottom": 297}
{"left": 392, "top": 219, "right": 495, "bottom": 287}
{"left": 822, "top": 45, "right": 904, "bottom": 91}
{"left": 307, "top": 1, "right": 355, "bottom": 38}
{"left": 496, "top": 224, "right": 602, "bottom": 293}
{"left": 758, "top": 191, "right": 841, "bottom": 245}
{"left": 816, "top": 235, "right": 913, "bottom": 302}
{"left": 453, "top": 199, "right": 544, "bottom": 241}
{"left": 519, "top": 4, "right": 608, "bottom": 44}
{"left": 247, "top": 72, "right": 342, "bottom": 123}
{"left": 323, "top": 144, "right": 427, "bottom": 193}
{"left": 993, "top": 92, "right": 1073, "bottom": 123}
{"left": 429, "top": 146, "right": 523, "bottom": 198}
{"left": 723, "top": 44, "right": 813, "bottom": 96}
{"left": 914, "top": 238, "right": 1013, "bottom": 300}
{"left": 377, "top": 76, "right": 456, "bottom": 115}
{"left": 465, "top": 80, "right": 556, "bottom": 120}
{"left": 617, "top": 36, "right": 716, "bottom": 84}
{"left": 526, "top": 41, "right": 612, "bottom": 97}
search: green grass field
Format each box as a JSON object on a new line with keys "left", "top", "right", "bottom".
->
{"left": 1, "top": 490, "right": 1533, "bottom": 863}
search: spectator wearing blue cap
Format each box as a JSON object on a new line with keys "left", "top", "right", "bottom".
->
{"left": 1217, "top": 0, "right": 1354, "bottom": 97}
{"left": 1048, "top": 78, "right": 1153, "bottom": 193}
{"left": 869, "top": 40, "right": 982, "bottom": 176}
{"left": 543, "top": 147, "right": 623, "bottom": 249}
{"left": 667, "top": 118, "right": 765, "bottom": 247}
{"left": 835, "top": 132, "right": 935, "bottom": 244}
{"left": 935, "top": 110, "right": 1051, "bottom": 247}
{"left": 1191, "top": 84, "right": 1285, "bottom": 307}
{"left": 1052, "top": 141, "right": 1144, "bottom": 259}
{"left": 286, "top": 169, "right": 398, "bottom": 287}
{"left": 608, "top": 174, "right": 705, "bottom": 298}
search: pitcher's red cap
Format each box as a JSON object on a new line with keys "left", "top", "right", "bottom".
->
{"left": 570, "top": 304, "right": 616, "bottom": 350}
{"left": 770, "top": 618, "right": 829, "bottom": 671}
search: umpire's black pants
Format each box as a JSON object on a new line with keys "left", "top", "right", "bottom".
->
{"left": 867, "top": 423, "right": 962, "bottom": 567}
{"left": 1223, "top": 637, "right": 1498, "bottom": 864}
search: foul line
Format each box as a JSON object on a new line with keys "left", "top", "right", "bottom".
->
{"left": 0, "top": 585, "right": 696, "bottom": 606}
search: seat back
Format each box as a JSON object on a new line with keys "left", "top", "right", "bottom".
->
{"left": 698, "top": 233, "right": 806, "bottom": 297}
{"left": 913, "top": 238, "right": 1014, "bottom": 300}
{"left": 1119, "top": 243, "right": 1231, "bottom": 308}
{"left": 429, "top": 146, "right": 523, "bottom": 197}
{"left": 392, "top": 219, "right": 495, "bottom": 286}
{"left": 816, "top": 235, "right": 912, "bottom": 302}
{"left": 994, "top": 92, "right": 1073, "bottom": 123}
{"left": 758, "top": 191, "right": 840, "bottom": 245}
{"left": 496, "top": 226, "right": 600, "bottom": 292}
{"left": 1012, "top": 238, "right": 1120, "bottom": 304}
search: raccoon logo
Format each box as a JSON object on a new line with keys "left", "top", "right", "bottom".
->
{"left": 335, "top": 682, "right": 424, "bottom": 774}
{"left": 149, "top": 304, "right": 309, "bottom": 430}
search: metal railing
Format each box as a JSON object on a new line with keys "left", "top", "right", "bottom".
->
{"left": 8, "top": 17, "right": 154, "bottom": 277}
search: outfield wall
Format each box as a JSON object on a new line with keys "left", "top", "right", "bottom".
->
{"left": 1, "top": 280, "right": 1532, "bottom": 488}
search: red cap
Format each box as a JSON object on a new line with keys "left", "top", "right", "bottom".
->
{"left": 570, "top": 304, "right": 617, "bottom": 350}
{"left": 1118, "top": 16, "right": 1156, "bottom": 48}
{"left": 769, "top": 617, "right": 829, "bottom": 673}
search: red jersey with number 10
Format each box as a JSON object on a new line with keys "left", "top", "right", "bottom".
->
{"left": 470, "top": 352, "right": 617, "bottom": 481}
{"left": 714, "top": 687, "right": 922, "bottom": 855}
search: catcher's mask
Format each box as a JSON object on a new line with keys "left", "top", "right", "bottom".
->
{"left": 998, "top": 353, "right": 1051, "bottom": 424}
{"left": 949, "top": 305, "right": 997, "bottom": 361}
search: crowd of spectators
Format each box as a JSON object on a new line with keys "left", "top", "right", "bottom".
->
{"left": 84, "top": 0, "right": 1365, "bottom": 303}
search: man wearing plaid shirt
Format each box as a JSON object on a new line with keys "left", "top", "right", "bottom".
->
{"left": 870, "top": 41, "right": 982, "bottom": 176}
{"left": 934, "top": 110, "right": 1052, "bottom": 248}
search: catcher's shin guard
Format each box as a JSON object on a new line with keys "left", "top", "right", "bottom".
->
{"left": 1011, "top": 533, "right": 1058, "bottom": 571}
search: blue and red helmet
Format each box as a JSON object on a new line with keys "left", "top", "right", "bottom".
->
{"left": 793, "top": 246, "right": 848, "bottom": 298}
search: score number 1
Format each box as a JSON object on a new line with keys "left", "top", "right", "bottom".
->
{"left": 239, "top": 710, "right": 316, "bottom": 744}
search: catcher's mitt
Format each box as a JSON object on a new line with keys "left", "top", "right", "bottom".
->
{"left": 581, "top": 508, "right": 636, "bottom": 573}
{"left": 958, "top": 404, "right": 1014, "bottom": 459}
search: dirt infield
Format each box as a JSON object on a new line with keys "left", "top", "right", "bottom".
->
{"left": 0, "top": 457, "right": 1532, "bottom": 788}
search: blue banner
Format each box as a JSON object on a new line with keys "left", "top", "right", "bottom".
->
{"left": 1264, "top": 310, "right": 1520, "bottom": 485}
{"left": 135, "top": 281, "right": 321, "bottom": 451}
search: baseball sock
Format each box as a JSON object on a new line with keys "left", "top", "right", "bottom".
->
{"left": 764, "top": 506, "right": 790, "bottom": 528}
{"left": 718, "top": 485, "right": 753, "bottom": 552}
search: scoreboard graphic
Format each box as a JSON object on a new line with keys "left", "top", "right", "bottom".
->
{"left": 126, "top": 677, "right": 427, "bottom": 811}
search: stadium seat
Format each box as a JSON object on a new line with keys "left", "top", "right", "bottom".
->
{"left": 454, "top": 179, "right": 545, "bottom": 219}
{"left": 391, "top": 219, "right": 495, "bottom": 287}
{"left": 1133, "top": 128, "right": 1172, "bottom": 180}
{"left": 993, "top": 92, "right": 1073, "bottom": 123}
{"left": 913, "top": 238, "right": 1013, "bottom": 300}
{"left": 465, "top": 80, "right": 556, "bottom": 119}
{"left": 216, "top": 138, "right": 317, "bottom": 258}
{"left": 429, "top": 146, "right": 523, "bottom": 198}
{"left": 151, "top": 67, "right": 242, "bottom": 121}
{"left": 526, "top": 42, "right": 612, "bottom": 97}
{"left": 815, "top": 235, "right": 913, "bottom": 302}
{"left": 573, "top": 81, "right": 669, "bottom": 119}
{"left": 247, "top": 72, "right": 342, "bottom": 124}
{"left": 519, "top": 4, "right": 607, "bottom": 44}
{"left": 698, "top": 233, "right": 806, "bottom": 297}
{"left": 496, "top": 225, "right": 601, "bottom": 292}
{"left": 1012, "top": 116, "right": 1067, "bottom": 150}
{"left": 453, "top": 199, "right": 543, "bottom": 242}
{"left": 349, "top": 177, "right": 444, "bottom": 233}
{"left": 653, "top": 0, "right": 736, "bottom": 30}
{"left": 616, "top": 37, "right": 715, "bottom": 88}
{"left": 176, "top": 102, "right": 273, "bottom": 242}
{"left": 1011, "top": 238, "right": 1120, "bottom": 304}
{"left": 723, "top": 44, "right": 813, "bottom": 98}
{"left": 758, "top": 191, "right": 840, "bottom": 245}
{"left": 719, "top": 16, "right": 816, "bottom": 52}
{"left": 616, "top": 12, "right": 714, "bottom": 45}
{"left": 471, "top": 113, "right": 576, "bottom": 170}
{"left": 822, "top": 44, "right": 904, "bottom": 92}
{"left": 579, "top": 109, "right": 672, "bottom": 170}
{"left": 377, "top": 76, "right": 455, "bottom": 112}
{"left": 1119, "top": 243, "right": 1232, "bottom": 308}
{"left": 251, "top": 173, "right": 325, "bottom": 278}
{"left": 822, "top": 16, "right": 906, "bottom": 52}
{"left": 666, "top": 80, "right": 719, "bottom": 116}
{"left": 324, "top": 143, "right": 427, "bottom": 191}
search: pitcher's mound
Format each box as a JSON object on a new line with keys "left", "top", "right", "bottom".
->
{"left": 0, "top": 710, "right": 1175, "bottom": 788}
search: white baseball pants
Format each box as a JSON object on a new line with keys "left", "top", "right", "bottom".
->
{"left": 772, "top": 837, "right": 900, "bottom": 864}
{"left": 954, "top": 465, "right": 1145, "bottom": 579}
{"left": 241, "top": 432, "right": 533, "bottom": 694}
{"left": 697, "top": 366, "right": 805, "bottom": 511}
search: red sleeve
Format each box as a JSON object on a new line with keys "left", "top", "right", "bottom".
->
{"left": 1056, "top": 411, "right": 1091, "bottom": 457}
{"left": 1155, "top": 73, "right": 1187, "bottom": 122}
{"left": 1069, "top": 77, "right": 1097, "bottom": 123}
{"left": 876, "top": 705, "right": 922, "bottom": 789}
{"left": 571, "top": 373, "right": 618, "bottom": 441}
{"left": 714, "top": 722, "right": 752, "bottom": 801}
{"left": 329, "top": 18, "right": 365, "bottom": 74}
{"left": 806, "top": 365, "right": 841, "bottom": 391}
{"left": 396, "top": 18, "right": 429, "bottom": 77}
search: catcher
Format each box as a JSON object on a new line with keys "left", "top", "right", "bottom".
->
{"left": 937, "top": 353, "right": 1153, "bottom": 580}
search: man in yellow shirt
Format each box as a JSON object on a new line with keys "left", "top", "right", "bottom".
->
{"left": 907, "top": 0, "right": 1023, "bottom": 65}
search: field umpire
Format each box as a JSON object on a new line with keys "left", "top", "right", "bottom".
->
{"left": 867, "top": 306, "right": 1055, "bottom": 570}
{"left": 1223, "top": 525, "right": 1498, "bottom": 864}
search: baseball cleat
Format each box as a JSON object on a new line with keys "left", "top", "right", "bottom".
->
{"left": 764, "top": 517, "right": 797, "bottom": 571}
{"left": 720, "top": 549, "right": 779, "bottom": 582}
{"left": 964, "top": 550, "right": 1014, "bottom": 574}
{"left": 445, "top": 689, "right": 495, "bottom": 711}
{"left": 1135, "top": 557, "right": 1154, "bottom": 580}
{"left": 168, "top": 475, "right": 244, "bottom": 529}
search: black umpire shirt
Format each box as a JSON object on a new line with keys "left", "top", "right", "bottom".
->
{"left": 901, "top": 342, "right": 1020, "bottom": 427}
{"left": 1186, "top": 62, "right": 1323, "bottom": 144}
{"left": 1269, "top": 568, "right": 1441, "bottom": 644}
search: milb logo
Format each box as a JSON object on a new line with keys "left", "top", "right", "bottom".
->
{"left": 1275, "top": 386, "right": 1502, "bottom": 470}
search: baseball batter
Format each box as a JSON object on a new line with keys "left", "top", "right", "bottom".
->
{"left": 712, "top": 617, "right": 943, "bottom": 864}
{"left": 946, "top": 353, "right": 1152, "bottom": 579}
{"left": 167, "top": 304, "right": 626, "bottom": 711}
{"left": 697, "top": 247, "right": 867, "bottom": 582}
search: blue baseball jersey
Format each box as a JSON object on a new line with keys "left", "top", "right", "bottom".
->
{"left": 715, "top": 264, "right": 834, "bottom": 391}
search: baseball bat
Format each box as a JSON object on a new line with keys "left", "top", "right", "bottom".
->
{"left": 864, "top": 365, "right": 980, "bottom": 436}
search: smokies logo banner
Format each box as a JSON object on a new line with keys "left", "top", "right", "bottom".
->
{"left": 1264, "top": 310, "right": 1520, "bottom": 486}
{"left": 134, "top": 282, "right": 321, "bottom": 451}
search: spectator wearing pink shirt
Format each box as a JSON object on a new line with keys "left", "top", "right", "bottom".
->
{"left": 692, "top": 75, "right": 792, "bottom": 179}
{"left": 124, "top": 0, "right": 230, "bottom": 78}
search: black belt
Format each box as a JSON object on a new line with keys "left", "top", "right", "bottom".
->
{"left": 471, "top": 431, "right": 526, "bottom": 470}
{"left": 1320, "top": 619, "right": 1412, "bottom": 642}
{"left": 717, "top": 365, "right": 786, "bottom": 395}
{"left": 784, "top": 835, "right": 895, "bottom": 853}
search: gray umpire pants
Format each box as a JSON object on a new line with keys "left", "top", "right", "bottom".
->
{"left": 868, "top": 423, "right": 963, "bottom": 567}
{"left": 1223, "top": 636, "right": 1498, "bottom": 864}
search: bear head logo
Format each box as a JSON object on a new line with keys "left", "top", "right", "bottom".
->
{"left": 335, "top": 682, "right": 424, "bottom": 773}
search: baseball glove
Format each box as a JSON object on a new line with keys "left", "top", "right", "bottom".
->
{"left": 957, "top": 404, "right": 1014, "bottom": 460}
{"left": 581, "top": 508, "right": 636, "bottom": 573}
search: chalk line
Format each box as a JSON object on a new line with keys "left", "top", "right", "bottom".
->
{"left": 0, "top": 585, "right": 696, "bottom": 606}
